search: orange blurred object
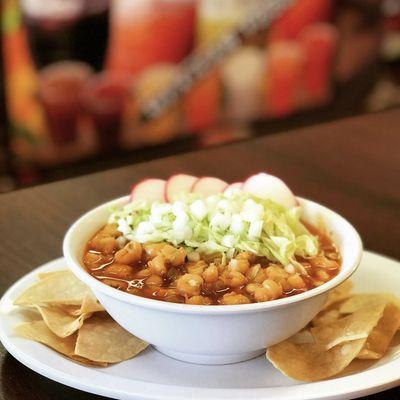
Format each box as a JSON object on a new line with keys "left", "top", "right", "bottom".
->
{"left": 124, "top": 64, "right": 181, "bottom": 145}
{"left": 265, "top": 41, "right": 304, "bottom": 118}
{"left": 106, "top": 0, "right": 195, "bottom": 78}
{"left": 183, "top": 70, "right": 221, "bottom": 132}
{"left": 269, "top": 0, "right": 332, "bottom": 41}
{"left": 300, "top": 23, "right": 338, "bottom": 105}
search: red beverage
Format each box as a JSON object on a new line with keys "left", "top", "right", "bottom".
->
{"left": 300, "top": 24, "right": 338, "bottom": 105}
{"left": 81, "top": 73, "right": 129, "bottom": 151}
{"left": 265, "top": 42, "right": 304, "bottom": 118}
{"left": 37, "top": 61, "right": 93, "bottom": 144}
{"left": 106, "top": 0, "right": 195, "bottom": 78}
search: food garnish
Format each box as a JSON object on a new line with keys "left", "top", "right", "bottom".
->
{"left": 84, "top": 173, "right": 341, "bottom": 305}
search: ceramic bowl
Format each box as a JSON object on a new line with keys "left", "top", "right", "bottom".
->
{"left": 63, "top": 196, "right": 362, "bottom": 365}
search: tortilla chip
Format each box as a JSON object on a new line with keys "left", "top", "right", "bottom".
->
{"left": 339, "top": 293, "right": 399, "bottom": 314}
{"left": 310, "top": 304, "right": 386, "bottom": 350}
{"left": 15, "top": 321, "right": 76, "bottom": 356}
{"left": 75, "top": 313, "right": 148, "bottom": 363}
{"left": 267, "top": 338, "right": 366, "bottom": 382}
{"left": 35, "top": 305, "right": 92, "bottom": 338}
{"left": 322, "top": 280, "right": 353, "bottom": 310}
{"left": 71, "top": 355, "right": 108, "bottom": 367}
{"left": 37, "top": 270, "right": 68, "bottom": 280}
{"left": 14, "top": 271, "right": 88, "bottom": 306}
{"left": 334, "top": 357, "right": 377, "bottom": 377}
{"left": 72, "top": 291, "right": 104, "bottom": 315}
{"left": 311, "top": 308, "right": 341, "bottom": 327}
{"left": 357, "top": 303, "right": 400, "bottom": 360}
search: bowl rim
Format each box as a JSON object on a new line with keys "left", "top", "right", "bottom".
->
{"left": 63, "top": 195, "right": 363, "bottom": 315}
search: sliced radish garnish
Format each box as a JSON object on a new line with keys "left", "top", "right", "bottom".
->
{"left": 130, "top": 179, "right": 166, "bottom": 203}
{"left": 224, "top": 182, "right": 243, "bottom": 194}
{"left": 165, "top": 174, "right": 198, "bottom": 202}
{"left": 243, "top": 173, "right": 297, "bottom": 208}
{"left": 191, "top": 177, "right": 228, "bottom": 196}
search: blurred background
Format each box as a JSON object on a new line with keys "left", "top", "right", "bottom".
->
{"left": 0, "top": 0, "right": 399, "bottom": 192}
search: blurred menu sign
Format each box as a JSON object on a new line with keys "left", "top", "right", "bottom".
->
{"left": 1, "top": 0, "right": 381, "bottom": 184}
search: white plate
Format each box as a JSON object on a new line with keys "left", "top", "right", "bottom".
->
{"left": 0, "top": 251, "right": 399, "bottom": 400}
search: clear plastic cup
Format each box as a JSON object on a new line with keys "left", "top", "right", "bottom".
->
{"left": 37, "top": 61, "right": 93, "bottom": 144}
{"left": 81, "top": 73, "right": 129, "bottom": 151}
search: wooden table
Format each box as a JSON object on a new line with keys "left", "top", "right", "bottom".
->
{"left": 1, "top": 109, "right": 399, "bottom": 400}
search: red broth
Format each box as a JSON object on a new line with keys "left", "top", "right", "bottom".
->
{"left": 83, "top": 223, "right": 340, "bottom": 305}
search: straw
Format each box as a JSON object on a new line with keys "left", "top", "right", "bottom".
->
{"left": 139, "top": 0, "right": 295, "bottom": 122}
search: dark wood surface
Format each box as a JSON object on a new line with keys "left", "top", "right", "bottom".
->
{"left": 1, "top": 109, "right": 399, "bottom": 400}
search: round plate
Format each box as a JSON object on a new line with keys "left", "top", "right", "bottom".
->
{"left": 1, "top": 251, "right": 399, "bottom": 400}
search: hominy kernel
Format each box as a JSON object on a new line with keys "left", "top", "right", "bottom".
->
{"left": 262, "top": 279, "right": 282, "bottom": 300}
{"left": 186, "top": 295, "right": 211, "bottom": 305}
{"left": 222, "top": 270, "right": 247, "bottom": 288}
{"left": 203, "top": 264, "right": 219, "bottom": 283}
{"left": 146, "top": 274, "right": 164, "bottom": 286}
{"left": 236, "top": 251, "right": 256, "bottom": 263}
{"left": 135, "top": 268, "right": 152, "bottom": 278}
{"left": 161, "top": 245, "right": 186, "bottom": 266}
{"left": 245, "top": 283, "right": 261, "bottom": 294}
{"left": 246, "top": 264, "right": 261, "bottom": 280}
{"left": 115, "top": 241, "right": 142, "bottom": 265}
{"left": 148, "top": 255, "right": 167, "bottom": 276}
{"left": 315, "top": 269, "right": 330, "bottom": 282}
{"left": 221, "top": 292, "right": 251, "bottom": 305}
{"left": 176, "top": 273, "right": 204, "bottom": 296}
{"left": 287, "top": 274, "right": 306, "bottom": 289}
{"left": 103, "top": 263, "right": 134, "bottom": 279}
{"left": 254, "top": 287, "right": 272, "bottom": 302}
{"left": 228, "top": 258, "right": 250, "bottom": 274}
{"left": 90, "top": 235, "right": 118, "bottom": 254}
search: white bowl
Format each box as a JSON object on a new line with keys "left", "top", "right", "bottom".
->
{"left": 63, "top": 196, "right": 362, "bottom": 365}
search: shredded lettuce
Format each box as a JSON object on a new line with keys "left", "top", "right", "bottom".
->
{"left": 108, "top": 192, "right": 319, "bottom": 266}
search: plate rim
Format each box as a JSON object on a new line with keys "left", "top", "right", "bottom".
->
{"left": 0, "top": 252, "right": 399, "bottom": 400}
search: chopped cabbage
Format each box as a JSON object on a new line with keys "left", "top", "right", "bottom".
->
{"left": 108, "top": 192, "right": 319, "bottom": 266}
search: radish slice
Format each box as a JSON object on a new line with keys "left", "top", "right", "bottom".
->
{"left": 130, "top": 179, "right": 166, "bottom": 203}
{"left": 191, "top": 177, "right": 228, "bottom": 196}
{"left": 165, "top": 174, "right": 198, "bottom": 202}
{"left": 224, "top": 182, "right": 243, "bottom": 195}
{"left": 243, "top": 173, "right": 297, "bottom": 208}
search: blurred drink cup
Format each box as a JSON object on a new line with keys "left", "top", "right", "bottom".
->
{"left": 37, "top": 61, "right": 93, "bottom": 144}
{"left": 106, "top": 0, "right": 195, "bottom": 77}
{"left": 20, "top": 0, "right": 110, "bottom": 69}
{"left": 81, "top": 73, "right": 129, "bottom": 152}
{"left": 265, "top": 41, "right": 304, "bottom": 117}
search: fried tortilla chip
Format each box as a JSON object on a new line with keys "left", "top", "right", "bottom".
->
{"left": 334, "top": 357, "right": 377, "bottom": 377}
{"left": 357, "top": 303, "right": 400, "bottom": 360}
{"left": 311, "top": 308, "right": 341, "bottom": 327}
{"left": 322, "top": 280, "right": 353, "bottom": 310}
{"left": 37, "top": 270, "right": 68, "bottom": 280}
{"left": 72, "top": 291, "right": 104, "bottom": 315}
{"left": 71, "top": 355, "right": 108, "bottom": 367}
{"left": 15, "top": 321, "right": 76, "bottom": 356}
{"left": 75, "top": 314, "right": 148, "bottom": 363}
{"left": 267, "top": 338, "right": 366, "bottom": 382}
{"left": 14, "top": 271, "right": 88, "bottom": 306}
{"left": 35, "top": 305, "right": 91, "bottom": 338}
{"left": 339, "top": 293, "right": 399, "bottom": 314}
{"left": 310, "top": 304, "right": 386, "bottom": 350}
